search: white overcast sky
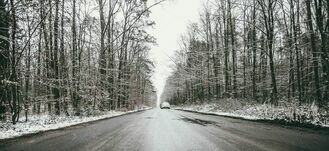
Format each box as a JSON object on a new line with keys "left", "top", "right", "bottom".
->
{"left": 147, "top": 0, "right": 204, "bottom": 101}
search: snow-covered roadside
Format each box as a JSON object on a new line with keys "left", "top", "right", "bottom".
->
{"left": 174, "top": 101, "right": 329, "bottom": 128}
{"left": 0, "top": 107, "right": 152, "bottom": 140}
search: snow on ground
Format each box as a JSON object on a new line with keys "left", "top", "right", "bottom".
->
{"left": 174, "top": 99, "right": 329, "bottom": 128}
{"left": 0, "top": 107, "right": 151, "bottom": 140}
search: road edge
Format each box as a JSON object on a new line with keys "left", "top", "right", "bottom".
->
{"left": 0, "top": 108, "right": 153, "bottom": 142}
{"left": 175, "top": 108, "right": 329, "bottom": 131}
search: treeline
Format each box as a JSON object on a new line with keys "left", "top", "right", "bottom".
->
{"left": 162, "top": 0, "right": 329, "bottom": 109}
{"left": 0, "top": 0, "right": 159, "bottom": 124}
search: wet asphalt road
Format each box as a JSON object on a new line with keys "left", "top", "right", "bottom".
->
{"left": 1, "top": 108, "right": 329, "bottom": 151}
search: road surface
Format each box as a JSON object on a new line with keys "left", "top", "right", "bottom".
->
{"left": 1, "top": 109, "right": 329, "bottom": 151}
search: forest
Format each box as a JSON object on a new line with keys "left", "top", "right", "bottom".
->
{"left": 161, "top": 0, "right": 329, "bottom": 124}
{"left": 0, "top": 0, "right": 159, "bottom": 124}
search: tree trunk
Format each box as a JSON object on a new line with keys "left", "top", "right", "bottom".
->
{"left": 228, "top": 0, "right": 237, "bottom": 98}
{"left": 47, "top": 0, "right": 53, "bottom": 114}
{"left": 252, "top": 0, "right": 257, "bottom": 100}
{"left": 98, "top": 0, "right": 106, "bottom": 91}
{"left": 305, "top": 0, "right": 322, "bottom": 106}
{"left": 291, "top": 0, "right": 302, "bottom": 103}
{"left": 60, "top": 0, "right": 68, "bottom": 116}
{"left": 107, "top": 0, "right": 115, "bottom": 110}
{"left": 72, "top": 0, "right": 79, "bottom": 115}
{"left": 53, "top": 0, "right": 60, "bottom": 115}
{"left": 10, "top": 0, "right": 18, "bottom": 124}
{"left": 314, "top": 0, "right": 329, "bottom": 105}
{"left": 223, "top": 3, "right": 230, "bottom": 97}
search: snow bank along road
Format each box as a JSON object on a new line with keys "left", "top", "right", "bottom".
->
{"left": 1, "top": 109, "right": 329, "bottom": 151}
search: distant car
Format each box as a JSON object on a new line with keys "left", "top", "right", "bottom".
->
{"left": 160, "top": 102, "right": 170, "bottom": 109}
